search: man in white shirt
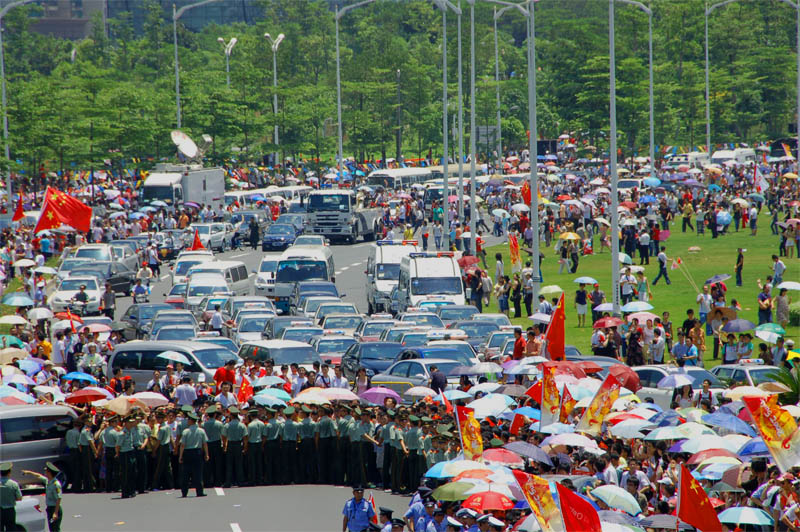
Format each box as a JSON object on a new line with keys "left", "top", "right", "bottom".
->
{"left": 210, "top": 305, "right": 224, "bottom": 332}
{"left": 603, "top": 456, "right": 619, "bottom": 486}
{"left": 650, "top": 329, "right": 666, "bottom": 363}
{"left": 331, "top": 366, "right": 349, "bottom": 389}
{"left": 291, "top": 368, "right": 308, "bottom": 396}
{"left": 174, "top": 376, "right": 197, "bottom": 406}
{"left": 619, "top": 268, "right": 636, "bottom": 304}
{"left": 696, "top": 285, "right": 713, "bottom": 333}
{"left": 773, "top": 255, "right": 786, "bottom": 286}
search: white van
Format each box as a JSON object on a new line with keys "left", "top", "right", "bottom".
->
{"left": 171, "top": 252, "right": 217, "bottom": 285}
{"left": 254, "top": 253, "right": 283, "bottom": 296}
{"left": 734, "top": 148, "right": 756, "bottom": 164}
{"left": 397, "top": 252, "right": 465, "bottom": 312}
{"left": 185, "top": 273, "right": 231, "bottom": 309}
{"left": 366, "top": 239, "right": 421, "bottom": 314}
{"left": 186, "top": 260, "right": 250, "bottom": 296}
{"left": 711, "top": 150, "right": 735, "bottom": 165}
{"left": 269, "top": 245, "right": 336, "bottom": 314}
{"left": 670, "top": 152, "right": 709, "bottom": 167}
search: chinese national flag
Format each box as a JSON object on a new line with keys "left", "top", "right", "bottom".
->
{"left": 521, "top": 181, "right": 531, "bottom": 204}
{"left": 34, "top": 187, "right": 91, "bottom": 233}
{"left": 367, "top": 492, "right": 378, "bottom": 525}
{"left": 524, "top": 381, "right": 542, "bottom": 403}
{"left": 441, "top": 391, "right": 454, "bottom": 414}
{"left": 677, "top": 464, "right": 723, "bottom": 532}
{"left": 556, "top": 483, "right": 602, "bottom": 532}
{"left": 544, "top": 293, "right": 566, "bottom": 360}
{"left": 236, "top": 376, "right": 253, "bottom": 403}
{"left": 33, "top": 199, "right": 62, "bottom": 234}
{"left": 509, "top": 414, "right": 526, "bottom": 435}
{"left": 11, "top": 196, "right": 23, "bottom": 222}
{"left": 188, "top": 230, "right": 205, "bottom": 250}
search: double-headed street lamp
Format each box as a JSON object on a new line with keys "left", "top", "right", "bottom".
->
{"left": 264, "top": 32, "right": 285, "bottom": 168}
{"left": 217, "top": 37, "right": 238, "bottom": 88}
{"left": 173, "top": 0, "right": 221, "bottom": 129}
{"left": 335, "top": 0, "right": 376, "bottom": 179}
{"left": 0, "top": 0, "right": 35, "bottom": 203}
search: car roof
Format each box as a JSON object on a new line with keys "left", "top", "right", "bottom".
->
{"left": 713, "top": 364, "right": 779, "bottom": 370}
{"left": 391, "top": 357, "right": 456, "bottom": 366}
{"left": 113, "top": 340, "right": 221, "bottom": 350}
{"left": 242, "top": 340, "right": 313, "bottom": 348}
{"left": 60, "top": 276, "right": 99, "bottom": 283}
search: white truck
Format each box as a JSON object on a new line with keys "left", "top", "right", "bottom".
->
{"left": 305, "top": 189, "right": 381, "bottom": 244}
{"left": 141, "top": 162, "right": 225, "bottom": 212}
{"left": 366, "top": 239, "right": 421, "bottom": 314}
{"left": 397, "top": 252, "right": 465, "bottom": 312}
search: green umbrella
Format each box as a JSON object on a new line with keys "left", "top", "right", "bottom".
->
{"left": 755, "top": 323, "right": 785, "bottom": 335}
{"left": 432, "top": 481, "right": 475, "bottom": 501}
{"left": 0, "top": 335, "right": 24, "bottom": 348}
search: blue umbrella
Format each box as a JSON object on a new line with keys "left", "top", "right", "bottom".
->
{"left": 256, "top": 388, "right": 291, "bottom": 401}
{"left": 643, "top": 178, "right": 661, "bottom": 187}
{"left": 691, "top": 468, "right": 723, "bottom": 481}
{"left": 2, "top": 293, "right": 34, "bottom": 306}
{"left": 139, "top": 206, "right": 157, "bottom": 213}
{"left": 705, "top": 273, "right": 731, "bottom": 285}
{"left": 539, "top": 422, "right": 575, "bottom": 434}
{"left": 574, "top": 276, "right": 598, "bottom": 284}
{"left": 512, "top": 406, "right": 541, "bottom": 419}
{"left": 701, "top": 412, "right": 756, "bottom": 436}
{"left": 250, "top": 194, "right": 266, "bottom": 202}
{"left": 639, "top": 402, "right": 663, "bottom": 412}
{"left": 708, "top": 184, "right": 722, "bottom": 191}
{"left": 722, "top": 318, "right": 755, "bottom": 333}
{"left": 438, "top": 389, "right": 472, "bottom": 401}
{"left": 718, "top": 507, "right": 773, "bottom": 526}
{"left": 17, "top": 359, "right": 41, "bottom": 375}
{"left": 253, "top": 395, "right": 286, "bottom": 408}
{"left": 62, "top": 372, "right": 97, "bottom": 384}
{"left": 639, "top": 195, "right": 657, "bottom": 204}
{"left": 716, "top": 211, "right": 732, "bottom": 226}
{"left": 649, "top": 410, "right": 682, "bottom": 427}
{"left": 129, "top": 212, "right": 145, "bottom": 220}
{"left": 150, "top": 200, "right": 168, "bottom": 207}
{"left": 252, "top": 376, "right": 285, "bottom": 387}
{"left": 424, "top": 460, "right": 454, "bottom": 479}
{"left": 505, "top": 365, "right": 540, "bottom": 376}
{"left": 620, "top": 301, "right": 654, "bottom": 312}
{"left": 739, "top": 437, "right": 769, "bottom": 456}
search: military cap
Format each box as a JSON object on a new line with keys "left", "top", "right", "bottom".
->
{"left": 386, "top": 409, "right": 396, "bottom": 416}
{"left": 188, "top": 412, "right": 199, "bottom": 421}
{"left": 456, "top": 509, "right": 478, "bottom": 519}
{"left": 229, "top": 406, "right": 239, "bottom": 414}
{"left": 421, "top": 416, "right": 432, "bottom": 423}
{"left": 301, "top": 405, "right": 311, "bottom": 413}
{"left": 180, "top": 405, "right": 193, "bottom": 413}
{"left": 354, "top": 407, "right": 362, "bottom": 416}
{"left": 490, "top": 438, "right": 504, "bottom": 447}
{"left": 265, "top": 407, "right": 275, "bottom": 413}
{"left": 445, "top": 516, "right": 463, "bottom": 529}
{"left": 424, "top": 501, "right": 436, "bottom": 508}
{"left": 409, "top": 415, "right": 420, "bottom": 422}
{"left": 476, "top": 515, "right": 490, "bottom": 523}
{"left": 391, "top": 518, "right": 405, "bottom": 529}
{"left": 0, "top": 463, "right": 11, "bottom": 472}
{"left": 248, "top": 409, "right": 259, "bottom": 416}
{"left": 206, "top": 405, "right": 217, "bottom": 414}
{"left": 436, "top": 426, "right": 450, "bottom": 435}
{"left": 487, "top": 517, "right": 505, "bottom": 528}
{"left": 434, "top": 508, "right": 445, "bottom": 516}
{"left": 284, "top": 406, "right": 295, "bottom": 415}
{"left": 368, "top": 523, "right": 382, "bottom": 532}
{"left": 45, "top": 462, "right": 60, "bottom": 474}
{"left": 352, "top": 484, "right": 365, "bottom": 491}
{"left": 379, "top": 507, "right": 393, "bottom": 517}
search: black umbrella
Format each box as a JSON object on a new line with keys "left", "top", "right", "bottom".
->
{"left": 497, "top": 384, "right": 527, "bottom": 397}
{"left": 503, "top": 441, "right": 552, "bottom": 466}
{"left": 705, "top": 273, "right": 731, "bottom": 285}
{"left": 722, "top": 318, "right": 756, "bottom": 333}
{"left": 639, "top": 515, "right": 693, "bottom": 530}
{"left": 597, "top": 510, "right": 639, "bottom": 526}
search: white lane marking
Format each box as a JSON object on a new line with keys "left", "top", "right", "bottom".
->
{"left": 230, "top": 524, "right": 242, "bottom": 532}
{"left": 340, "top": 266, "right": 349, "bottom": 271}
{"left": 215, "top": 487, "right": 225, "bottom": 496}
{"left": 231, "top": 253, "right": 249, "bottom": 259}
{"left": 160, "top": 275, "right": 169, "bottom": 281}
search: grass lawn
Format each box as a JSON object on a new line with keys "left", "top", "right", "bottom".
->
{"left": 481, "top": 211, "right": 799, "bottom": 368}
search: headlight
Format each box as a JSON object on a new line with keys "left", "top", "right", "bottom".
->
{"left": 255, "top": 277, "right": 267, "bottom": 286}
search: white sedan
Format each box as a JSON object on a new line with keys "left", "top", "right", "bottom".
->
{"left": 48, "top": 277, "right": 103, "bottom": 315}
{"left": 189, "top": 223, "right": 230, "bottom": 252}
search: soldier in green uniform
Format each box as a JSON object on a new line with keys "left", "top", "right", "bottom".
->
{"left": 115, "top": 417, "right": 138, "bottom": 499}
{"left": 151, "top": 411, "right": 173, "bottom": 490}
{"left": 178, "top": 412, "right": 209, "bottom": 498}
{"left": 280, "top": 407, "right": 299, "bottom": 484}
{"left": 0, "top": 463, "right": 22, "bottom": 532}
{"left": 22, "top": 463, "right": 62, "bottom": 532}
{"left": 379, "top": 410, "right": 395, "bottom": 490}
{"left": 77, "top": 416, "right": 97, "bottom": 493}
{"left": 298, "top": 406, "right": 317, "bottom": 483}
{"left": 390, "top": 414, "right": 408, "bottom": 494}
{"left": 262, "top": 408, "right": 282, "bottom": 485}
{"left": 245, "top": 410, "right": 264, "bottom": 486}
{"left": 97, "top": 417, "right": 121, "bottom": 493}
{"left": 134, "top": 415, "right": 150, "bottom": 494}
{"left": 64, "top": 418, "right": 81, "bottom": 492}
{"left": 337, "top": 405, "right": 355, "bottom": 485}
{"left": 316, "top": 406, "right": 336, "bottom": 484}
{"left": 203, "top": 406, "right": 224, "bottom": 487}
{"left": 360, "top": 410, "right": 379, "bottom": 486}
{"left": 404, "top": 416, "right": 423, "bottom": 491}
{"left": 222, "top": 407, "right": 247, "bottom": 488}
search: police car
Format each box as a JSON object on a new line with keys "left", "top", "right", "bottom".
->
{"left": 709, "top": 359, "right": 781, "bottom": 387}
{"left": 308, "top": 331, "right": 357, "bottom": 366}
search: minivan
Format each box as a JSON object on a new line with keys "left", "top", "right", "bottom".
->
{"left": 186, "top": 260, "right": 250, "bottom": 296}
{"left": 106, "top": 340, "right": 239, "bottom": 391}
{"left": 0, "top": 404, "right": 77, "bottom": 487}
{"left": 185, "top": 273, "right": 231, "bottom": 309}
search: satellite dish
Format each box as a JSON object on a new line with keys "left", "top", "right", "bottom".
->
{"left": 171, "top": 130, "right": 199, "bottom": 160}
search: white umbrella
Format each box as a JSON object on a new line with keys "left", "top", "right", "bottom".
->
{"left": 13, "top": 259, "right": 35, "bottom": 268}
{"left": 27, "top": 308, "right": 54, "bottom": 321}
{"left": 777, "top": 281, "right": 800, "bottom": 291}
{"left": 132, "top": 391, "right": 170, "bottom": 408}
{"left": 156, "top": 351, "right": 191, "bottom": 365}
{"left": 0, "top": 315, "right": 27, "bottom": 326}
{"left": 52, "top": 319, "right": 81, "bottom": 332}
{"left": 33, "top": 266, "right": 57, "bottom": 275}
{"left": 511, "top": 203, "right": 530, "bottom": 212}
{"left": 404, "top": 386, "right": 437, "bottom": 398}
{"left": 528, "top": 313, "right": 551, "bottom": 324}
{"left": 468, "top": 394, "right": 513, "bottom": 418}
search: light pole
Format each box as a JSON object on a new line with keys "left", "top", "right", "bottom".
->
{"left": 615, "top": 0, "right": 653, "bottom": 181}
{"left": 173, "top": 0, "right": 221, "bottom": 129}
{"left": 609, "top": 0, "right": 621, "bottom": 314}
{"left": 217, "top": 37, "right": 237, "bottom": 88}
{"left": 777, "top": 0, "right": 800, "bottom": 158}
{"left": 335, "top": 0, "right": 376, "bottom": 180}
{"left": 0, "top": 0, "right": 35, "bottom": 204}
{"left": 492, "top": 6, "right": 511, "bottom": 174}
{"left": 457, "top": 8, "right": 465, "bottom": 222}
{"left": 264, "top": 32, "right": 285, "bottom": 169}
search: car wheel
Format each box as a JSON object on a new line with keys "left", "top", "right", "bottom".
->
{"left": 368, "top": 301, "right": 374, "bottom": 315}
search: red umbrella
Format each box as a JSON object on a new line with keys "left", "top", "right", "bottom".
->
{"left": 608, "top": 364, "right": 640, "bottom": 392}
{"left": 65, "top": 389, "right": 108, "bottom": 404}
{"left": 543, "top": 361, "right": 587, "bottom": 379}
{"left": 686, "top": 448, "right": 740, "bottom": 465}
{"left": 482, "top": 448, "right": 524, "bottom": 467}
{"left": 577, "top": 361, "right": 603, "bottom": 374}
{"left": 54, "top": 312, "right": 83, "bottom": 323}
{"left": 462, "top": 491, "right": 515, "bottom": 512}
{"left": 0, "top": 396, "right": 29, "bottom": 406}
{"left": 453, "top": 470, "right": 493, "bottom": 482}
{"left": 607, "top": 412, "right": 646, "bottom": 425}
{"left": 458, "top": 255, "right": 480, "bottom": 268}
{"left": 708, "top": 497, "right": 725, "bottom": 509}
{"left": 594, "top": 317, "right": 624, "bottom": 329}
{"left": 556, "top": 194, "right": 572, "bottom": 201}
{"left": 620, "top": 201, "right": 637, "bottom": 209}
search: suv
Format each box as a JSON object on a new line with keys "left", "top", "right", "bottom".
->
{"left": 633, "top": 365, "right": 724, "bottom": 409}
{"left": 710, "top": 361, "right": 781, "bottom": 387}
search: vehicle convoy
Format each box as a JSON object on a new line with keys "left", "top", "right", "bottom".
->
{"left": 140, "top": 163, "right": 225, "bottom": 212}
{"left": 397, "top": 252, "right": 465, "bottom": 312}
{"left": 267, "top": 246, "right": 335, "bottom": 314}
{"left": 305, "top": 188, "right": 381, "bottom": 243}
{"left": 366, "top": 239, "right": 420, "bottom": 314}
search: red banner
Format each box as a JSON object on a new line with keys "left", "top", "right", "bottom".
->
{"left": 456, "top": 406, "right": 483, "bottom": 461}
{"left": 575, "top": 374, "right": 621, "bottom": 436}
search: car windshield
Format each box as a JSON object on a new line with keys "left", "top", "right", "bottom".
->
{"left": 402, "top": 314, "right": 442, "bottom": 327}
{"left": 151, "top": 319, "right": 194, "bottom": 333}
{"left": 193, "top": 226, "right": 211, "bottom": 235}
{"left": 324, "top": 316, "right": 363, "bottom": 329}
{"left": 410, "top": 277, "right": 462, "bottom": 295}
{"left": 239, "top": 317, "right": 269, "bottom": 333}
{"left": 168, "top": 284, "right": 187, "bottom": 296}
{"left": 283, "top": 328, "right": 323, "bottom": 341}
{"left": 428, "top": 347, "right": 474, "bottom": 365}
{"left": 362, "top": 322, "right": 394, "bottom": 336}
{"left": 194, "top": 338, "right": 238, "bottom": 353}
{"left": 259, "top": 261, "right": 278, "bottom": 273}
{"left": 194, "top": 348, "right": 238, "bottom": 369}
{"left": 269, "top": 347, "right": 321, "bottom": 365}
{"left": 155, "top": 328, "right": 196, "bottom": 340}
{"left": 316, "top": 339, "right": 356, "bottom": 353}
{"left": 138, "top": 305, "right": 172, "bottom": 320}
{"left": 401, "top": 333, "right": 428, "bottom": 346}
{"left": 203, "top": 297, "right": 228, "bottom": 310}
{"left": 308, "top": 194, "right": 349, "bottom": 212}
{"left": 188, "top": 284, "right": 228, "bottom": 297}
{"left": 376, "top": 263, "right": 400, "bottom": 281}
{"left": 233, "top": 300, "right": 272, "bottom": 314}
{"left": 75, "top": 248, "right": 110, "bottom": 261}
{"left": 276, "top": 260, "right": 327, "bottom": 283}
{"left": 362, "top": 344, "right": 403, "bottom": 360}
{"left": 458, "top": 322, "right": 499, "bottom": 338}
{"left": 300, "top": 284, "right": 338, "bottom": 297}
{"left": 685, "top": 368, "right": 723, "bottom": 389}
{"left": 747, "top": 368, "right": 777, "bottom": 386}
{"left": 294, "top": 237, "right": 322, "bottom": 246}
{"left": 268, "top": 225, "right": 294, "bottom": 235}
{"left": 488, "top": 333, "right": 514, "bottom": 347}
{"left": 288, "top": 202, "right": 307, "bottom": 213}
{"left": 305, "top": 299, "right": 338, "bottom": 313}
{"left": 318, "top": 305, "right": 356, "bottom": 317}
{"left": 175, "top": 261, "right": 202, "bottom": 275}
{"left": 71, "top": 269, "right": 107, "bottom": 279}
{"left": 432, "top": 362, "right": 460, "bottom": 376}
{"left": 439, "top": 307, "right": 479, "bottom": 321}
{"left": 59, "top": 259, "right": 90, "bottom": 273}
{"left": 385, "top": 329, "right": 411, "bottom": 343}
{"left": 60, "top": 279, "right": 98, "bottom": 291}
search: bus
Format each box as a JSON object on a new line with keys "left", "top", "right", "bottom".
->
{"left": 367, "top": 168, "right": 432, "bottom": 190}
{"left": 265, "top": 185, "right": 313, "bottom": 203}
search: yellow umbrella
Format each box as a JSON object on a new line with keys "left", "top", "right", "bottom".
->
{"left": 724, "top": 386, "right": 774, "bottom": 401}
{"left": 758, "top": 381, "right": 791, "bottom": 393}
{"left": 558, "top": 232, "right": 581, "bottom": 241}
{"left": 697, "top": 456, "right": 742, "bottom": 469}
{"left": 783, "top": 172, "right": 799, "bottom": 179}
{"left": 787, "top": 350, "right": 800, "bottom": 361}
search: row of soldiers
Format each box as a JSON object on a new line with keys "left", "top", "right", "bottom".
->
{"left": 65, "top": 397, "right": 467, "bottom": 498}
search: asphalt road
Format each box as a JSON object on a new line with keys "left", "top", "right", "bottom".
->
{"left": 56, "top": 485, "right": 410, "bottom": 531}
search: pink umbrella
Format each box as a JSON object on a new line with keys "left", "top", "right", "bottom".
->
{"left": 359, "top": 386, "right": 401, "bottom": 405}
{"left": 80, "top": 323, "right": 111, "bottom": 333}
{"left": 482, "top": 448, "right": 524, "bottom": 467}
{"left": 396, "top": 193, "right": 412, "bottom": 200}
{"left": 321, "top": 388, "right": 359, "bottom": 401}
{"left": 626, "top": 312, "right": 658, "bottom": 323}
{"left": 448, "top": 195, "right": 459, "bottom": 202}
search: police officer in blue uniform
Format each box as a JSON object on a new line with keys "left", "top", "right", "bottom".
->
{"left": 378, "top": 507, "right": 394, "bottom": 532}
{"left": 341, "top": 485, "right": 375, "bottom": 532}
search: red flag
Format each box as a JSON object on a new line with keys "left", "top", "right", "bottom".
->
{"left": 367, "top": 492, "right": 378, "bottom": 525}
{"left": 43, "top": 187, "right": 92, "bottom": 232}
{"left": 236, "top": 376, "right": 253, "bottom": 403}
{"left": 188, "top": 229, "right": 205, "bottom": 251}
{"left": 441, "top": 391, "right": 454, "bottom": 414}
{"left": 677, "top": 464, "right": 723, "bottom": 532}
{"left": 521, "top": 181, "right": 531, "bottom": 204}
{"left": 524, "top": 382, "right": 541, "bottom": 403}
{"left": 11, "top": 196, "right": 23, "bottom": 222}
{"left": 509, "top": 414, "right": 525, "bottom": 435}
{"left": 556, "top": 483, "right": 602, "bottom": 532}
{"left": 544, "top": 293, "right": 566, "bottom": 360}
{"left": 33, "top": 198, "right": 61, "bottom": 234}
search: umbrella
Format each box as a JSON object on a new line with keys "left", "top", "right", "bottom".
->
{"left": 657, "top": 373, "right": 694, "bottom": 388}
{"left": 468, "top": 394, "right": 514, "bottom": 418}
{"left": 687, "top": 448, "right": 740, "bottom": 465}
{"left": 2, "top": 293, "right": 34, "bottom": 306}
{"left": 320, "top": 388, "right": 359, "bottom": 401}
{"left": 528, "top": 313, "right": 551, "bottom": 324}
{"left": 512, "top": 406, "right": 542, "bottom": 419}
{"left": 492, "top": 209, "right": 510, "bottom": 219}
{"left": 62, "top": 372, "right": 97, "bottom": 384}
{"left": 705, "top": 273, "right": 731, "bottom": 285}
{"left": 131, "top": 392, "right": 169, "bottom": 408}
{"left": 497, "top": 384, "right": 528, "bottom": 397}
{"left": 462, "top": 491, "right": 515, "bottom": 512}
{"left": 610, "top": 419, "right": 653, "bottom": 439}
{"left": 468, "top": 382, "right": 502, "bottom": 395}
{"left": 618, "top": 253, "right": 633, "bottom": 265}
{"left": 483, "top": 448, "right": 524, "bottom": 467}
{"left": 65, "top": 388, "right": 109, "bottom": 404}
{"left": 724, "top": 386, "right": 771, "bottom": 401}
{"left": 79, "top": 323, "right": 111, "bottom": 333}
{"left": 443, "top": 460, "right": 492, "bottom": 477}
{"left": 432, "top": 481, "right": 475, "bottom": 501}
{"left": 425, "top": 461, "right": 455, "bottom": 479}
{"left": 739, "top": 437, "right": 768, "bottom": 456}
{"left": 0, "top": 348, "right": 28, "bottom": 365}
{"left": 717, "top": 507, "right": 773, "bottom": 526}
{"left": 594, "top": 317, "right": 624, "bottom": 328}
{"left": 639, "top": 515, "right": 692, "bottom": 530}
{"left": 593, "top": 303, "right": 615, "bottom": 312}
{"left": 542, "top": 433, "right": 596, "bottom": 449}
{"left": 26, "top": 308, "right": 53, "bottom": 321}
{"left": 53, "top": 312, "right": 83, "bottom": 322}
{"left": 574, "top": 276, "right": 598, "bottom": 284}
{"left": 777, "top": 281, "right": 800, "bottom": 291}
{"left": 558, "top": 232, "right": 581, "bottom": 241}
{"left": 591, "top": 485, "right": 641, "bottom": 515}
{"left": 625, "top": 311, "right": 658, "bottom": 323}
{"left": 16, "top": 359, "right": 41, "bottom": 375}
{"left": 360, "top": 386, "right": 401, "bottom": 405}
{"left": 405, "top": 385, "right": 437, "bottom": 397}
{"left": 33, "top": 266, "right": 57, "bottom": 275}
{"left": 437, "top": 389, "right": 472, "bottom": 401}
{"left": 0, "top": 315, "right": 27, "bottom": 326}
{"left": 539, "top": 285, "right": 563, "bottom": 296}
{"left": 756, "top": 322, "right": 785, "bottom": 335}
{"left": 620, "top": 301, "right": 654, "bottom": 312}
{"left": 13, "top": 259, "right": 35, "bottom": 268}
{"left": 156, "top": 351, "right": 191, "bottom": 365}
{"left": 722, "top": 319, "right": 755, "bottom": 333}
{"left": 503, "top": 441, "right": 552, "bottom": 466}
{"left": 103, "top": 396, "right": 148, "bottom": 416}
{"left": 253, "top": 395, "right": 286, "bottom": 407}
{"left": 252, "top": 376, "right": 285, "bottom": 387}
{"left": 511, "top": 203, "right": 530, "bottom": 212}
{"left": 257, "top": 388, "right": 291, "bottom": 401}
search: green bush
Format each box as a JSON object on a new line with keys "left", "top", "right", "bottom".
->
{"left": 790, "top": 302, "right": 800, "bottom": 326}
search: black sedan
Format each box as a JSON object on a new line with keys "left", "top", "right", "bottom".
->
{"left": 262, "top": 223, "right": 298, "bottom": 251}
{"left": 69, "top": 262, "right": 136, "bottom": 295}
{"left": 276, "top": 214, "right": 306, "bottom": 234}
{"left": 341, "top": 341, "right": 404, "bottom": 380}
{"left": 119, "top": 303, "right": 173, "bottom": 340}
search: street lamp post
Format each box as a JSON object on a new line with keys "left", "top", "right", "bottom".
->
{"left": 609, "top": 0, "right": 622, "bottom": 314}
{"left": 217, "top": 37, "right": 238, "bottom": 88}
{"left": 704, "top": 0, "right": 740, "bottom": 156}
{"left": 335, "top": 0, "right": 376, "bottom": 180}
{"left": 777, "top": 0, "right": 800, "bottom": 158}
{"left": 264, "top": 32, "right": 285, "bottom": 169}
{"left": 457, "top": 9, "right": 465, "bottom": 222}
{"left": 0, "top": 0, "right": 35, "bottom": 204}
{"left": 173, "top": 0, "right": 221, "bottom": 129}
